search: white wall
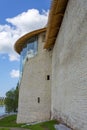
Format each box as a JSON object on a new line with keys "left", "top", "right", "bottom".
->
{"left": 17, "top": 33, "right": 52, "bottom": 123}
{"left": 52, "top": 0, "right": 87, "bottom": 129}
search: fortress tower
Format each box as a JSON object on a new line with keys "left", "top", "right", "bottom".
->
{"left": 15, "top": 0, "right": 87, "bottom": 129}
{"left": 14, "top": 28, "right": 52, "bottom": 123}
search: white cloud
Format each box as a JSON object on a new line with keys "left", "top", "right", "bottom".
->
{"left": 9, "top": 53, "right": 19, "bottom": 61}
{"left": 0, "top": 9, "right": 48, "bottom": 61}
{"left": 10, "top": 69, "right": 20, "bottom": 78}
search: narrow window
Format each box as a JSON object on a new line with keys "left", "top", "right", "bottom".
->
{"left": 26, "top": 57, "right": 28, "bottom": 61}
{"left": 47, "top": 75, "right": 50, "bottom": 80}
{"left": 38, "top": 97, "right": 40, "bottom": 103}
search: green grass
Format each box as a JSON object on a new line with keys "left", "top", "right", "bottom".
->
{"left": 0, "top": 102, "right": 4, "bottom": 106}
{"left": 0, "top": 115, "right": 58, "bottom": 130}
{"left": 0, "top": 128, "right": 9, "bottom": 130}
{"left": 23, "top": 120, "right": 58, "bottom": 130}
{"left": 0, "top": 99, "right": 4, "bottom": 105}
{"left": 0, "top": 115, "right": 25, "bottom": 127}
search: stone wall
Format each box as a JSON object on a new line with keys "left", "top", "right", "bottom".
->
{"left": 17, "top": 33, "right": 52, "bottom": 123}
{"left": 52, "top": 0, "right": 87, "bottom": 130}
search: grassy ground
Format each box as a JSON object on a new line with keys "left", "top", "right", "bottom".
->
{"left": 0, "top": 102, "right": 4, "bottom": 106}
{"left": 0, "top": 115, "right": 24, "bottom": 127}
{"left": 0, "top": 128, "right": 9, "bottom": 130}
{"left": 0, "top": 100, "right": 4, "bottom": 106}
{"left": 24, "top": 120, "right": 58, "bottom": 130}
{"left": 0, "top": 115, "right": 58, "bottom": 130}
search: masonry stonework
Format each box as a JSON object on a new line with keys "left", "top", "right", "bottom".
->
{"left": 52, "top": 0, "right": 87, "bottom": 130}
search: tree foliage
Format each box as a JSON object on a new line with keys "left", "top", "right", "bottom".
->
{"left": 5, "top": 85, "right": 19, "bottom": 113}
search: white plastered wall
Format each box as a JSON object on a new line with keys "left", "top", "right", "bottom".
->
{"left": 52, "top": 0, "right": 87, "bottom": 129}
{"left": 17, "top": 33, "right": 52, "bottom": 123}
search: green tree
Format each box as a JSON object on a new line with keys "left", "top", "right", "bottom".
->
{"left": 5, "top": 85, "right": 19, "bottom": 113}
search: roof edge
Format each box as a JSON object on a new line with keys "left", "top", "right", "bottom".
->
{"left": 44, "top": 0, "right": 69, "bottom": 49}
{"left": 14, "top": 27, "right": 46, "bottom": 54}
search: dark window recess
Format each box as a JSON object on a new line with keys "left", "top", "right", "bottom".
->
{"left": 47, "top": 75, "right": 50, "bottom": 80}
{"left": 38, "top": 97, "right": 40, "bottom": 103}
{"left": 26, "top": 57, "right": 28, "bottom": 61}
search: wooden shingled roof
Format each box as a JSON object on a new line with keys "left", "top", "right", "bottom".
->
{"left": 44, "top": 0, "right": 69, "bottom": 49}
{"left": 14, "top": 28, "right": 46, "bottom": 54}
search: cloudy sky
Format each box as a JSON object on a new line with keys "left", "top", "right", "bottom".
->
{"left": 0, "top": 0, "right": 50, "bottom": 97}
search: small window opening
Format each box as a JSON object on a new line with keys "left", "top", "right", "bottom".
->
{"left": 26, "top": 57, "right": 28, "bottom": 61}
{"left": 47, "top": 75, "right": 50, "bottom": 80}
{"left": 38, "top": 97, "right": 40, "bottom": 103}
{"left": 48, "top": 48, "right": 52, "bottom": 51}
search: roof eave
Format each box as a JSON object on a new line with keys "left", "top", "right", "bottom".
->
{"left": 44, "top": 0, "right": 69, "bottom": 49}
{"left": 14, "top": 27, "right": 46, "bottom": 54}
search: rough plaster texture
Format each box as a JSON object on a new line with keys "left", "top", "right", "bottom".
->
{"left": 17, "top": 33, "right": 52, "bottom": 123}
{"left": 52, "top": 0, "right": 87, "bottom": 130}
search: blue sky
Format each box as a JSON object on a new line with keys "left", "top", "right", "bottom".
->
{"left": 0, "top": 0, "right": 50, "bottom": 97}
